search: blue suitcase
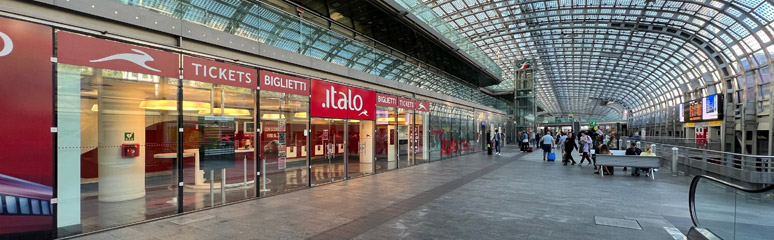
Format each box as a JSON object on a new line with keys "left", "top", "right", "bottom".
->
{"left": 547, "top": 152, "right": 556, "bottom": 161}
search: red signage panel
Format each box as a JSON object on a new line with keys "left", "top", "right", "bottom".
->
{"left": 259, "top": 70, "right": 310, "bottom": 95}
{"left": 0, "top": 16, "right": 53, "bottom": 235}
{"left": 57, "top": 31, "right": 179, "bottom": 78}
{"left": 348, "top": 86, "right": 376, "bottom": 120}
{"left": 310, "top": 79, "right": 376, "bottom": 120}
{"left": 416, "top": 100, "right": 430, "bottom": 112}
{"left": 376, "top": 93, "right": 397, "bottom": 108}
{"left": 183, "top": 56, "right": 257, "bottom": 89}
{"left": 398, "top": 97, "right": 416, "bottom": 110}
{"left": 310, "top": 80, "right": 348, "bottom": 119}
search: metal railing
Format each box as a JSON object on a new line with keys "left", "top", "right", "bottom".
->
{"left": 689, "top": 175, "right": 774, "bottom": 240}
{"left": 638, "top": 136, "right": 722, "bottom": 151}
{"left": 620, "top": 137, "right": 774, "bottom": 185}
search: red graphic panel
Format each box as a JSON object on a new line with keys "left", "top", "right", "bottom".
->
{"left": 183, "top": 56, "right": 257, "bottom": 89}
{"left": 415, "top": 100, "right": 430, "bottom": 112}
{"left": 398, "top": 97, "right": 416, "bottom": 110}
{"left": 57, "top": 31, "right": 178, "bottom": 78}
{"left": 376, "top": 93, "right": 397, "bottom": 108}
{"left": 259, "top": 70, "right": 310, "bottom": 95}
{"left": 310, "top": 79, "right": 348, "bottom": 119}
{"left": 348, "top": 86, "right": 375, "bottom": 121}
{"left": 0, "top": 16, "right": 54, "bottom": 235}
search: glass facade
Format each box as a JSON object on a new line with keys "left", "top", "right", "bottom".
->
{"left": 57, "top": 64, "right": 181, "bottom": 233}
{"left": 0, "top": 16, "right": 504, "bottom": 238}
{"left": 259, "top": 91, "right": 309, "bottom": 196}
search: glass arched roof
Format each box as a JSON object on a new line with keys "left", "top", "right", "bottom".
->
{"left": 413, "top": 0, "right": 774, "bottom": 120}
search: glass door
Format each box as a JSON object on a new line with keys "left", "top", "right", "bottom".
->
{"left": 310, "top": 118, "right": 346, "bottom": 185}
{"left": 375, "top": 107, "right": 397, "bottom": 173}
{"left": 398, "top": 109, "right": 412, "bottom": 168}
{"left": 347, "top": 120, "right": 374, "bottom": 178}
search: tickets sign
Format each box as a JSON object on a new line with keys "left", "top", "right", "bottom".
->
{"left": 310, "top": 79, "right": 375, "bottom": 120}
{"left": 259, "top": 70, "right": 310, "bottom": 95}
{"left": 398, "top": 97, "right": 416, "bottom": 110}
{"left": 57, "top": 32, "right": 178, "bottom": 78}
{"left": 183, "top": 56, "right": 257, "bottom": 89}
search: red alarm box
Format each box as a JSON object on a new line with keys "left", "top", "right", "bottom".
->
{"left": 121, "top": 144, "right": 140, "bottom": 158}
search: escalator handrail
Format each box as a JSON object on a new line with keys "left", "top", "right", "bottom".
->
{"left": 689, "top": 175, "right": 774, "bottom": 227}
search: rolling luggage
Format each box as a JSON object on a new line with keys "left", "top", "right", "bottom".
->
{"left": 526, "top": 147, "right": 533, "bottom": 152}
{"left": 547, "top": 152, "right": 556, "bottom": 161}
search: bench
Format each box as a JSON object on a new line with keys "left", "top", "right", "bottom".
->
{"left": 595, "top": 155, "right": 660, "bottom": 179}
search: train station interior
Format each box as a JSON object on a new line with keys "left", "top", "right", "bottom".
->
{"left": 0, "top": 0, "right": 772, "bottom": 239}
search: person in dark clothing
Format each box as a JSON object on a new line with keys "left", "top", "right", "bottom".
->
{"left": 625, "top": 142, "right": 643, "bottom": 176}
{"left": 563, "top": 132, "right": 578, "bottom": 165}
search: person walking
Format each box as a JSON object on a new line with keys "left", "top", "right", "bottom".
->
{"left": 491, "top": 129, "right": 502, "bottom": 155}
{"left": 578, "top": 132, "right": 593, "bottom": 166}
{"left": 563, "top": 132, "right": 578, "bottom": 165}
{"left": 521, "top": 131, "right": 529, "bottom": 152}
{"left": 540, "top": 131, "right": 554, "bottom": 161}
{"left": 558, "top": 132, "right": 568, "bottom": 162}
{"left": 529, "top": 131, "right": 536, "bottom": 148}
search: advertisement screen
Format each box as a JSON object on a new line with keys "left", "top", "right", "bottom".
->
{"left": 678, "top": 104, "right": 684, "bottom": 122}
{"left": 702, "top": 94, "right": 720, "bottom": 120}
{"left": 0, "top": 17, "right": 54, "bottom": 237}
{"left": 687, "top": 99, "right": 702, "bottom": 121}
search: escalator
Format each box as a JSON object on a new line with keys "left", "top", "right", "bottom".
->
{"left": 688, "top": 175, "right": 774, "bottom": 240}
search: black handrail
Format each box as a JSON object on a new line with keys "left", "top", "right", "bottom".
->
{"left": 689, "top": 175, "right": 774, "bottom": 227}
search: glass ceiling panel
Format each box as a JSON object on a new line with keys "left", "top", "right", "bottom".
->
{"left": 421, "top": 0, "right": 773, "bottom": 119}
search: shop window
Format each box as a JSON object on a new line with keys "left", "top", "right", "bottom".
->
{"left": 397, "top": 108, "right": 413, "bottom": 168}
{"left": 415, "top": 113, "right": 429, "bottom": 164}
{"left": 375, "top": 106, "right": 397, "bottom": 172}
{"left": 259, "top": 91, "right": 309, "bottom": 196}
{"left": 57, "top": 63, "right": 180, "bottom": 233}
{"left": 180, "top": 81, "right": 257, "bottom": 209}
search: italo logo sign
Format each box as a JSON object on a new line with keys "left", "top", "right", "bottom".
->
{"left": 90, "top": 49, "right": 160, "bottom": 72}
{"left": 57, "top": 32, "right": 179, "bottom": 78}
{"left": 310, "top": 80, "right": 375, "bottom": 120}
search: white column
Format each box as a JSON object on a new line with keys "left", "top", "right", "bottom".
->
{"left": 98, "top": 89, "right": 146, "bottom": 202}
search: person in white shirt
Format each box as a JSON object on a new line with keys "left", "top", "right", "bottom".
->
{"left": 540, "top": 131, "right": 555, "bottom": 161}
{"left": 578, "top": 131, "right": 593, "bottom": 166}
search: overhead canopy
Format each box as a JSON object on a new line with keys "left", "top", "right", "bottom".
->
{"left": 418, "top": 0, "right": 774, "bottom": 120}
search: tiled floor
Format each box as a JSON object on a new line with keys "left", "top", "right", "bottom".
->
{"left": 73, "top": 146, "right": 693, "bottom": 240}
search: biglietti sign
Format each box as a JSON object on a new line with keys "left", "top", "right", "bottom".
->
{"left": 259, "top": 70, "right": 310, "bottom": 95}
{"left": 310, "top": 79, "right": 375, "bottom": 120}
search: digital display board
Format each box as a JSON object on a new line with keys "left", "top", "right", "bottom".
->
{"left": 687, "top": 99, "right": 702, "bottom": 121}
{"left": 702, "top": 94, "right": 721, "bottom": 120}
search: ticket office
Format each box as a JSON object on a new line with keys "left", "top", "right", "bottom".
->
{"left": 2, "top": 22, "right": 447, "bottom": 238}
